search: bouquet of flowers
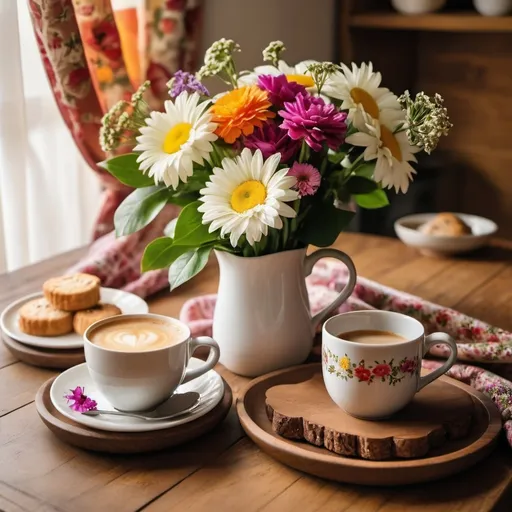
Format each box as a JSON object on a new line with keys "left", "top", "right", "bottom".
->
{"left": 100, "top": 39, "right": 451, "bottom": 290}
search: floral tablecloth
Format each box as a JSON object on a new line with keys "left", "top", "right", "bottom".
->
{"left": 180, "top": 259, "right": 512, "bottom": 448}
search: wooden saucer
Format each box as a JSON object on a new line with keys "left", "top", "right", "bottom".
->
{"left": 237, "top": 364, "right": 501, "bottom": 486}
{"left": 36, "top": 376, "right": 232, "bottom": 454}
{"left": 2, "top": 333, "right": 84, "bottom": 369}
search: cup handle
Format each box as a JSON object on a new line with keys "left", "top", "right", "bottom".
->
{"left": 304, "top": 248, "right": 357, "bottom": 332}
{"left": 417, "top": 333, "right": 458, "bottom": 391}
{"left": 182, "top": 336, "right": 220, "bottom": 384}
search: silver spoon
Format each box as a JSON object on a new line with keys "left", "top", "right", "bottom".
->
{"left": 82, "top": 391, "right": 200, "bottom": 421}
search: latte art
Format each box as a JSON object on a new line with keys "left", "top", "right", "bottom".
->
{"left": 89, "top": 318, "right": 185, "bottom": 352}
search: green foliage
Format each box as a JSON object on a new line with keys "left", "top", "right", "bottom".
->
{"left": 141, "top": 237, "right": 194, "bottom": 272}
{"left": 169, "top": 247, "right": 212, "bottom": 290}
{"left": 114, "top": 186, "right": 169, "bottom": 237}
{"left": 173, "top": 201, "right": 219, "bottom": 246}
{"left": 346, "top": 176, "right": 378, "bottom": 195}
{"left": 355, "top": 189, "right": 389, "bottom": 209}
{"left": 99, "top": 154, "right": 154, "bottom": 188}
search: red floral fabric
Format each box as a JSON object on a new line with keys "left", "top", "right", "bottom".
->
{"left": 26, "top": 0, "right": 203, "bottom": 239}
{"left": 180, "top": 259, "right": 512, "bottom": 449}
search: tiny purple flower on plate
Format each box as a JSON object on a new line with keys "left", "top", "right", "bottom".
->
{"left": 64, "top": 386, "right": 98, "bottom": 413}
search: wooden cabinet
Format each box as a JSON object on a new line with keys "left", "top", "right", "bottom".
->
{"left": 339, "top": 0, "right": 512, "bottom": 237}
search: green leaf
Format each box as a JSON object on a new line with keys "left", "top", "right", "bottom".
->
{"left": 346, "top": 176, "right": 378, "bottom": 195}
{"left": 167, "top": 193, "right": 199, "bottom": 207}
{"left": 173, "top": 201, "right": 219, "bottom": 246}
{"left": 327, "top": 152, "right": 346, "bottom": 165}
{"left": 114, "top": 186, "right": 169, "bottom": 237}
{"left": 99, "top": 154, "right": 154, "bottom": 188}
{"left": 169, "top": 246, "right": 212, "bottom": 290}
{"left": 141, "top": 237, "right": 194, "bottom": 272}
{"left": 355, "top": 189, "right": 389, "bottom": 209}
{"left": 164, "top": 218, "right": 178, "bottom": 238}
{"left": 297, "top": 200, "right": 355, "bottom": 247}
{"left": 353, "top": 162, "right": 375, "bottom": 179}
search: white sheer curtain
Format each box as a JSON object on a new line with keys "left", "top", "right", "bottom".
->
{"left": 0, "top": 1, "right": 102, "bottom": 273}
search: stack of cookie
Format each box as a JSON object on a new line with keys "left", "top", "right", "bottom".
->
{"left": 19, "top": 273, "right": 122, "bottom": 337}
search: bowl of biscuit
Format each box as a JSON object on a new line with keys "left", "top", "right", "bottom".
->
{"left": 394, "top": 212, "right": 497, "bottom": 256}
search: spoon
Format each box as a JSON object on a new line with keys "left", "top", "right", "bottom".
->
{"left": 82, "top": 391, "right": 201, "bottom": 421}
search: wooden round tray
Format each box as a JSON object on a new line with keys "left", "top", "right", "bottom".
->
{"left": 2, "top": 333, "right": 84, "bottom": 369}
{"left": 36, "top": 376, "right": 232, "bottom": 454}
{"left": 236, "top": 364, "right": 501, "bottom": 486}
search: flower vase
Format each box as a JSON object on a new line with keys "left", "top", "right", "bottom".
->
{"left": 213, "top": 248, "right": 357, "bottom": 377}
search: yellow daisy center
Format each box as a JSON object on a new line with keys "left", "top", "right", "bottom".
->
{"left": 230, "top": 180, "right": 267, "bottom": 213}
{"left": 286, "top": 74, "right": 315, "bottom": 88}
{"left": 380, "top": 126, "right": 403, "bottom": 162}
{"left": 162, "top": 122, "right": 192, "bottom": 154}
{"left": 350, "top": 87, "right": 380, "bottom": 119}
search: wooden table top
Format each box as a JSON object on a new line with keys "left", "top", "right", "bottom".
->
{"left": 1, "top": 233, "right": 511, "bottom": 512}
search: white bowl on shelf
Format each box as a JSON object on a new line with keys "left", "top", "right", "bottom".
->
{"left": 473, "top": 0, "right": 512, "bottom": 16}
{"left": 391, "top": 0, "right": 447, "bottom": 15}
{"left": 394, "top": 213, "right": 497, "bottom": 256}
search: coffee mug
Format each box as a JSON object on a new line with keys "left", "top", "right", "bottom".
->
{"left": 322, "top": 310, "right": 458, "bottom": 419}
{"left": 83, "top": 313, "right": 220, "bottom": 412}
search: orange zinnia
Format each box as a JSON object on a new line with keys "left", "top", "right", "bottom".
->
{"left": 211, "top": 85, "right": 275, "bottom": 144}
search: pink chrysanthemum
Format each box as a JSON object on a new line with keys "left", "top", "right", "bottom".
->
{"left": 244, "top": 121, "right": 301, "bottom": 163}
{"left": 257, "top": 74, "right": 308, "bottom": 108}
{"left": 279, "top": 94, "right": 347, "bottom": 152}
{"left": 64, "top": 386, "right": 98, "bottom": 413}
{"left": 288, "top": 162, "right": 321, "bottom": 197}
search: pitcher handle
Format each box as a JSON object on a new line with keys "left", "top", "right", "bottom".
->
{"left": 304, "top": 248, "right": 357, "bottom": 332}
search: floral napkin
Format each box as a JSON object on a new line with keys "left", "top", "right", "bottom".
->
{"left": 180, "top": 259, "right": 512, "bottom": 448}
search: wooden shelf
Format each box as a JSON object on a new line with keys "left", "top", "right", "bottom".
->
{"left": 350, "top": 12, "right": 512, "bottom": 32}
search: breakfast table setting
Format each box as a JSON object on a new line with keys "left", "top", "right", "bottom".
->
{"left": 1, "top": 38, "right": 512, "bottom": 511}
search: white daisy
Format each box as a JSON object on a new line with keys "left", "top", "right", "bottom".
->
{"left": 134, "top": 92, "right": 217, "bottom": 189}
{"left": 238, "top": 59, "right": 319, "bottom": 91}
{"left": 323, "top": 62, "right": 402, "bottom": 129}
{"left": 346, "top": 114, "right": 418, "bottom": 194}
{"left": 198, "top": 148, "right": 299, "bottom": 247}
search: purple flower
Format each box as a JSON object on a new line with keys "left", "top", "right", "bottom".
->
{"left": 257, "top": 74, "right": 307, "bottom": 108}
{"left": 169, "top": 70, "right": 209, "bottom": 98}
{"left": 287, "top": 163, "right": 321, "bottom": 197}
{"left": 279, "top": 94, "right": 347, "bottom": 152}
{"left": 64, "top": 386, "right": 98, "bottom": 413}
{"left": 244, "top": 121, "right": 301, "bottom": 163}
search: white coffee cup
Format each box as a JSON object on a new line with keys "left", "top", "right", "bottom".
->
{"left": 322, "top": 310, "right": 457, "bottom": 419}
{"left": 84, "top": 313, "right": 220, "bottom": 412}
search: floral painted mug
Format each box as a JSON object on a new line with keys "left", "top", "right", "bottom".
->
{"left": 322, "top": 310, "right": 458, "bottom": 419}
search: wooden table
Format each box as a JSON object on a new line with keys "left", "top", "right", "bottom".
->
{"left": 1, "top": 233, "right": 511, "bottom": 512}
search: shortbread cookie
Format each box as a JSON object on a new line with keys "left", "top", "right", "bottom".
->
{"left": 73, "top": 302, "right": 122, "bottom": 335}
{"left": 43, "top": 273, "right": 101, "bottom": 311}
{"left": 420, "top": 213, "right": 472, "bottom": 237}
{"left": 18, "top": 298, "right": 73, "bottom": 336}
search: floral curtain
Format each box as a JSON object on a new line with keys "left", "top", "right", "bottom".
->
{"left": 26, "top": 0, "right": 203, "bottom": 238}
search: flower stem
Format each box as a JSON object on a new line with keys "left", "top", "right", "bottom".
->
{"left": 298, "top": 141, "right": 309, "bottom": 163}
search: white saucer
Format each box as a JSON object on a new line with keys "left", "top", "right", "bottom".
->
{"left": 0, "top": 288, "right": 149, "bottom": 349}
{"left": 50, "top": 359, "right": 224, "bottom": 432}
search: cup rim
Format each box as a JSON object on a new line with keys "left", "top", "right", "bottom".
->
{"left": 83, "top": 313, "right": 191, "bottom": 354}
{"left": 323, "top": 310, "right": 424, "bottom": 348}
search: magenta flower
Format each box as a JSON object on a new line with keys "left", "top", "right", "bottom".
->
{"left": 64, "top": 386, "right": 98, "bottom": 413}
{"left": 244, "top": 121, "right": 301, "bottom": 163}
{"left": 288, "top": 163, "right": 321, "bottom": 197}
{"left": 279, "top": 94, "right": 347, "bottom": 152}
{"left": 257, "top": 74, "right": 307, "bottom": 108}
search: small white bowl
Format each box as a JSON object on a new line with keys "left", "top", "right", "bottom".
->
{"left": 394, "top": 213, "right": 497, "bottom": 256}
{"left": 391, "top": 0, "right": 447, "bottom": 15}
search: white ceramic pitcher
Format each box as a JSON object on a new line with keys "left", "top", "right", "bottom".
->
{"left": 213, "top": 247, "right": 357, "bottom": 377}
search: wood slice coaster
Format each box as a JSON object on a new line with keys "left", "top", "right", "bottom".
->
{"left": 237, "top": 364, "right": 501, "bottom": 486}
{"left": 266, "top": 373, "right": 474, "bottom": 461}
{"left": 2, "top": 333, "right": 84, "bottom": 370}
{"left": 36, "top": 376, "right": 232, "bottom": 454}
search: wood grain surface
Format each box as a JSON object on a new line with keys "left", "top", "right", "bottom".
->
{"left": 0, "top": 233, "right": 511, "bottom": 511}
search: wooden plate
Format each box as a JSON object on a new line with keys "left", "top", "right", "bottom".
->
{"left": 2, "top": 333, "right": 84, "bottom": 369}
{"left": 36, "top": 376, "right": 232, "bottom": 454}
{"left": 236, "top": 364, "right": 501, "bottom": 486}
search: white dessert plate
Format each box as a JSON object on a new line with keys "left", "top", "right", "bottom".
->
{"left": 50, "top": 360, "right": 225, "bottom": 432}
{"left": 394, "top": 213, "right": 497, "bottom": 256}
{"left": 0, "top": 288, "right": 148, "bottom": 349}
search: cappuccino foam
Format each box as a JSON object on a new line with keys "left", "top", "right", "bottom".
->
{"left": 89, "top": 318, "right": 185, "bottom": 352}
